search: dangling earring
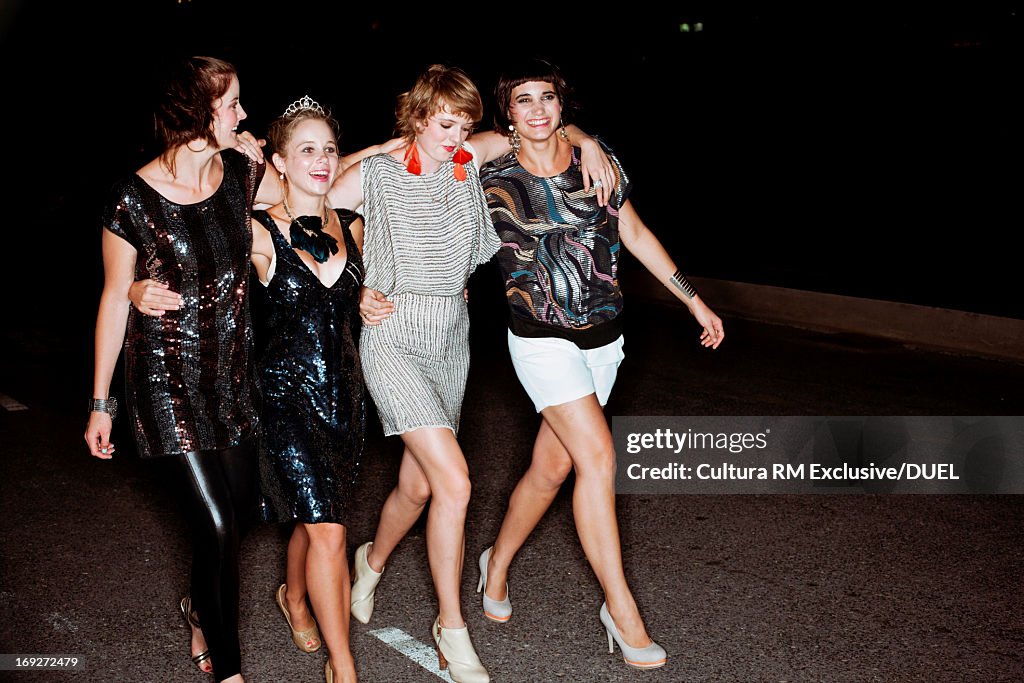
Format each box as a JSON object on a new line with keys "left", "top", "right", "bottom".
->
{"left": 558, "top": 120, "right": 570, "bottom": 143}
{"left": 451, "top": 146, "right": 472, "bottom": 182}
{"left": 279, "top": 172, "right": 285, "bottom": 180}
{"left": 508, "top": 125, "right": 521, "bottom": 154}
{"left": 403, "top": 143, "right": 422, "bottom": 175}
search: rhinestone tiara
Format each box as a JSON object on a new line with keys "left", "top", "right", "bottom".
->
{"left": 283, "top": 95, "right": 326, "bottom": 118}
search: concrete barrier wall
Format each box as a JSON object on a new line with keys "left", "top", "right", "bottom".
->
{"left": 624, "top": 271, "right": 1024, "bottom": 362}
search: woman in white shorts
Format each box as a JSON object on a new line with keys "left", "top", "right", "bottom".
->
{"left": 476, "top": 59, "right": 724, "bottom": 671}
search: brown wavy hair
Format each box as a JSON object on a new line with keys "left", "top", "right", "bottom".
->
{"left": 154, "top": 56, "right": 237, "bottom": 173}
{"left": 394, "top": 65, "right": 483, "bottom": 140}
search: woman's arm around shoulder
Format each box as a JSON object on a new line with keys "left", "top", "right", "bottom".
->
{"left": 348, "top": 215, "right": 365, "bottom": 254}
{"left": 563, "top": 125, "right": 614, "bottom": 206}
{"left": 467, "top": 130, "right": 512, "bottom": 166}
{"left": 328, "top": 161, "right": 365, "bottom": 211}
{"left": 250, "top": 215, "right": 275, "bottom": 285}
{"left": 340, "top": 138, "right": 404, "bottom": 173}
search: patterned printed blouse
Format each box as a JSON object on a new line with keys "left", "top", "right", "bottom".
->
{"left": 481, "top": 143, "right": 631, "bottom": 349}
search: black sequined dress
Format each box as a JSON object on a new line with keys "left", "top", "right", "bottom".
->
{"left": 103, "top": 152, "right": 261, "bottom": 458}
{"left": 254, "top": 209, "right": 366, "bottom": 524}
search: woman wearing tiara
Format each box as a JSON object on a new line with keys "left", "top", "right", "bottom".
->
{"left": 126, "top": 91, "right": 393, "bottom": 683}
{"left": 249, "top": 95, "right": 365, "bottom": 683}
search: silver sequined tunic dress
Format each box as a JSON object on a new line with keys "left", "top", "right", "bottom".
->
{"left": 358, "top": 147, "right": 499, "bottom": 436}
{"left": 103, "top": 152, "right": 260, "bottom": 458}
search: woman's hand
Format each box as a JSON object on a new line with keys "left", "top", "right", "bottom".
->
{"left": 128, "top": 280, "right": 182, "bottom": 317}
{"left": 84, "top": 412, "right": 115, "bottom": 459}
{"left": 359, "top": 287, "right": 394, "bottom": 326}
{"left": 578, "top": 138, "right": 614, "bottom": 207}
{"left": 339, "top": 138, "right": 406, "bottom": 173}
{"left": 235, "top": 131, "right": 266, "bottom": 164}
{"left": 691, "top": 298, "right": 725, "bottom": 349}
{"left": 378, "top": 137, "right": 405, "bottom": 155}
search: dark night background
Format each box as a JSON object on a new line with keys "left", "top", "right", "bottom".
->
{"left": 1, "top": 7, "right": 1022, "bottom": 681}
{"left": 0, "top": 1, "right": 1020, "bottom": 327}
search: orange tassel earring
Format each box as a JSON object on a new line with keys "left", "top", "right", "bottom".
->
{"left": 404, "top": 144, "right": 422, "bottom": 175}
{"left": 452, "top": 146, "right": 472, "bottom": 182}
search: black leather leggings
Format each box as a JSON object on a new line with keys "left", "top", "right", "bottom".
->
{"left": 166, "top": 442, "right": 257, "bottom": 682}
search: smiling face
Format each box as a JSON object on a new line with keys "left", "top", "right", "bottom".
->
{"left": 273, "top": 117, "right": 340, "bottom": 198}
{"left": 414, "top": 104, "right": 474, "bottom": 170}
{"left": 210, "top": 75, "right": 247, "bottom": 150}
{"left": 507, "top": 81, "right": 562, "bottom": 144}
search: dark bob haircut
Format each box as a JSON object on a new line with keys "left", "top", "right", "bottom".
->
{"left": 493, "top": 58, "right": 575, "bottom": 133}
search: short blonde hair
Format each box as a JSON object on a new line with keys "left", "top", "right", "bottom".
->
{"left": 394, "top": 65, "right": 483, "bottom": 140}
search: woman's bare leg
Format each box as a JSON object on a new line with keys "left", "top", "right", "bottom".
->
{"left": 282, "top": 525, "right": 319, "bottom": 639}
{"left": 364, "top": 447, "right": 432, "bottom": 572}
{"left": 386, "top": 427, "right": 473, "bottom": 628}
{"left": 485, "top": 418, "right": 573, "bottom": 602}
{"left": 488, "top": 395, "right": 652, "bottom": 645}
{"left": 304, "top": 523, "right": 356, "bottom": 682}
{"left": 542, "top": 395, "right": 651, "bottom": 646}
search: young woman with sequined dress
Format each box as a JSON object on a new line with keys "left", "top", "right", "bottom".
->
{"left": 84, "top": 56, "right": 275, "bottom": 683}
{"left": 90, "top": 62, "right": 391, "bottom": 683}
{"left": 121, "top": 86, "right": 398, "bottom": 680}
{"left": 475, "top": 59, "right": 724, "bottom": 671}
{"left": 248, "top": 98, "right": 366, "bottom": 683}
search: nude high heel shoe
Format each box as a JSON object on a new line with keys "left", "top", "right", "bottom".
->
{"left": 476, "top": 546, "right": 511, "bottom": 623}
{"left": 276, "top": 584, "right": 322, "bottom": 653}
{"left": 599, "top": 602, "right": 667, "bottom": 669}
{"left": 432, "top": 617, "right": 490, "bottom": 683}
{"left": 350, "top": 542, "right": 384, "bottom": 624}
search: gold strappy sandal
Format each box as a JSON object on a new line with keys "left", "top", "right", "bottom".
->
{"left": 178, "top": 596, "right": 212, "bottom": 673}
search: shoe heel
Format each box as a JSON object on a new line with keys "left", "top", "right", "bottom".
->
{"left": 436, "top": 645, "right": 448, "bottom": 670}
{"left": 599, "top": 602, "right": 667, "bottom": 670}
{"left": 432, "top": 617, "right": 489, "bottom": 683}
{"left": 478, "top": 546, "right": 512, "bottom": 623}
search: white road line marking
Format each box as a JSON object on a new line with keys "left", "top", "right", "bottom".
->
{"left": 0, "top": 393, "right": 28, "bottom": 411}
{"left": 369, "top": 627, "right": 453, "bottom": 682}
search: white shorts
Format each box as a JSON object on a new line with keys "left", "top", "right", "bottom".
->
{"left": 507, "top": 331, "right": 625, "bottom": 413}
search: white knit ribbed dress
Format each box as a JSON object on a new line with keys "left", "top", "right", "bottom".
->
{"left": 358, "top": 144, "right": 500, "bottom": 436}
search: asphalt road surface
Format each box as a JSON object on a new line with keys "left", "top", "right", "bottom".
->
{"left": 1, "top": 287, "right": 1022, "bottom": 682}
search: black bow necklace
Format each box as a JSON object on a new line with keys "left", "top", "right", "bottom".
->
{"left": 283, "top": 197, "right": 339, "bottom": 264}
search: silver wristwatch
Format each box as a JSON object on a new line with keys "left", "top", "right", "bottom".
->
{"left": 89, "top": 397, "right": 118, "bottom": 419}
